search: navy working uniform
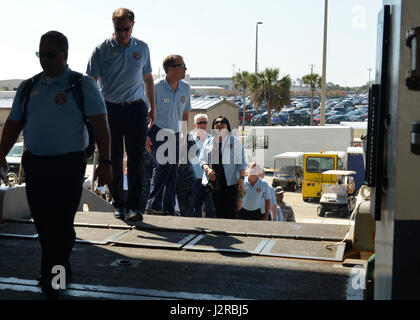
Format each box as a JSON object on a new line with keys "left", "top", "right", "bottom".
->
{"left": 87, "top": 37, "right": 151, "bottom": 215}
{"left": 139, "top": 149, "right": 157, "bottom": 213}
{"left": 176, "top": 132, "right": 197, "bottom": 217}
{"left": 8, "top": 66, "right": 107, "bottom": 285}
{"left": 260, "top": 184, "right": 277, "bottom": 221}
{"left": 146, "top": 78, "right": 191, "bottom": 215}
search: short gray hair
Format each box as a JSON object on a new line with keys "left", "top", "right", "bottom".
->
{"left": 194, "top": 114, "right": 208, "bottom": 124}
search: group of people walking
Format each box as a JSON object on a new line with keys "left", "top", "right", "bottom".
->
{"left": 0, "top": 7, "right": 293, "bottom": 299}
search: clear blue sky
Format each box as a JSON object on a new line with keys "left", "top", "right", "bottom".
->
{"left": 0, "top": 0, "right": 382, "bottom": 86}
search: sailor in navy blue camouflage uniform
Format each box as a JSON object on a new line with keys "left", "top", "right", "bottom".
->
{"left": 176, "top": 131, "right": 197, "bottom": 217}
{"left": 87, "top": 8, "right": 156, "bottom": 222}
{"left": 139, "top": 149, "right": 157, "bottom": 213}
{"left": 0, "top": 31, "right": 111, "bottom": 298}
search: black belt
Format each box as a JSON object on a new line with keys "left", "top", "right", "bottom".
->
{"left": 108, "top": 99, "right": 143, "bottom": 106}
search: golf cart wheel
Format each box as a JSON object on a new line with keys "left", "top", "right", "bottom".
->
{"left": 317, "top": 206, "right": 326, "bottom": 217}
{"left": 303, "top": 197, "right": 308, "bottom": 202}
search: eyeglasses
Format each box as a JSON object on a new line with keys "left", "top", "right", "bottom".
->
{"left": 196, "top": 121, "right": 208, "bottom": 125}
{"left": 35, "top": 51, "right": 59, "bottom": 59}
{"left": 115, "top": 25, "right": 132, "bottom": 33}
{"left": 215, "top": 120, "right": 227, "bottom": 125}
{"left": 171, "top": 63, "right": 186, "bottom": 68}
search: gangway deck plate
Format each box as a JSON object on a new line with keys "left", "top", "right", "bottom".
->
{"left": 183, "top": 233, "right": 271, "bottom": 255}
{"left": 260, "top": 238, "right": 346, "bottom": 262}
{"left": 111, "top": 229, "right": 197, "bottom": 249}
{"left": 75, "top": 227, "right": 129, "bottom": 245}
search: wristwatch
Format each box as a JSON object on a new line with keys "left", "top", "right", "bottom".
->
{"left": 240, "top": 176, "right": 245, "bottom": 180}
{"left": 99, "top": 159, "right": 112, "bottom": 165}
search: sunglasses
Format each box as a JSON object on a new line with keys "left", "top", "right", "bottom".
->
{"left": 171, "top": 63, "right": 186, "bottom": 68}
{"left": 215, "top": 120, "right": 227, "bottom": 125}
{"left": 35, "top": 51, "right": 59, "bottom": 59}
{"left": 115, "top": 25, "right": 132, "bottom": 33}
{"left": 196, "top": 121, "right": 208, "bottom": 125}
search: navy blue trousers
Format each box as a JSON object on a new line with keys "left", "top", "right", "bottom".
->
{"left": 23, "top": 150, "right": 86, "bottom": 281}
{"left": 106, "top": 101, "right": 148, "bottom": 211}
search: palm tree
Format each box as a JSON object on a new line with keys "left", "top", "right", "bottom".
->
{"left": 302, "top": 73, "right": 322, "bottom": 126}
{"left": 250, "top": 68, "right": 291, "bottom": 126}
{"left": 232, "top": 71, "right": 250, "bottom": 131}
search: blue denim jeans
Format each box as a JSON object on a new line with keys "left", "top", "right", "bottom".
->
{"left": 146, "top": 125, "right": 179, "bottom": 214}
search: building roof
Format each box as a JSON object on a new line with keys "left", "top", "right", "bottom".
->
{"left": 191, "top": 98, "right": 240, "bottom": 111}
{"left": 191, "top": 86, "right": 224, "bottom": 90}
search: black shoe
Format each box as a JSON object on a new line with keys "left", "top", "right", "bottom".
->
{"left": 144, "top": 208, "right": 164, "bottom": 215}
{"left": 41, "top": 282, "right": 60, "bottom": 300}
{"left": 114, "top": 208, "right": 126, "bottom": 219}
{"left": 127, "top": 210, "right": 144, "bottom": 221}
{"left": 37, "top": 276, "right": 60, "bottom": 300}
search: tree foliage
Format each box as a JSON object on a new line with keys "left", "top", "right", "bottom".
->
{"left": 249, "top": 68, "right": 291, "bottom": 126}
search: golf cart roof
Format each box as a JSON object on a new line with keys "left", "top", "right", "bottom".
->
{"left": 274, "top": 152, "right": 305, "bottom": 159}
{"left": 322, "top": 170, "right": 356, "bottom": 176}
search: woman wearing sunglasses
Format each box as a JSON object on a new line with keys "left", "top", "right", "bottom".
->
{"left": 199, "top": 116, "right": 247, "bottom": 219}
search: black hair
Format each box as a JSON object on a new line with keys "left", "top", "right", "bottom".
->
{"left": 41, "top": 31, "right": 69, "bottom": 52}
{"left": 212, "top": 115, "right": 232, "bottom": 132}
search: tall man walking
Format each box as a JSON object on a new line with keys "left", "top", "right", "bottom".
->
{"left": 87, "top": 8, "right": 156, "bottom": 221}
{"left": 145, "top": 55, "right": 191, "bottom": 216}
{"left": 0, "top": 31, "right": 111, "bottom": 298}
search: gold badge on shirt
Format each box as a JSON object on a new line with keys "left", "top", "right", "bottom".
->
{"left": 133, "top": 51, "right": 142, "bottom": 60}
{"left": 54, "top": 93, "right": 67, "bottom": 105}
{"left": 181, "top": 96, "right": 186, "bottom": 103}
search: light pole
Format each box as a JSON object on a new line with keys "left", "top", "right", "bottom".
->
{"left": 255, "top": 22, "right": 263, "bottom": 73}
{"left": 320, "top": 0, "right": 328, "bottom": 126}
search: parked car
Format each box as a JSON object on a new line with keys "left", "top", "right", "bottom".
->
{"left": 288, "top": 113, "right": 310, "bottom": 126}
{"left": 326, "top": 114, "right": 351, "bottom": 124}
{"left": 239, "top": 110, "right": 257, "bottom": 124}
{"left": 6, "top": 142, "right": 24, "bottom": 181}
{"left": 345, "top": 110, "right": 364, "bottom": 119}
{"left": 351, "top": 114, "right": 369, "bottom": 122}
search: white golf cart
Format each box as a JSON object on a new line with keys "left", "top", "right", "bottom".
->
{"left": 317, "top": 170, "right": 357, "bottom": 218}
